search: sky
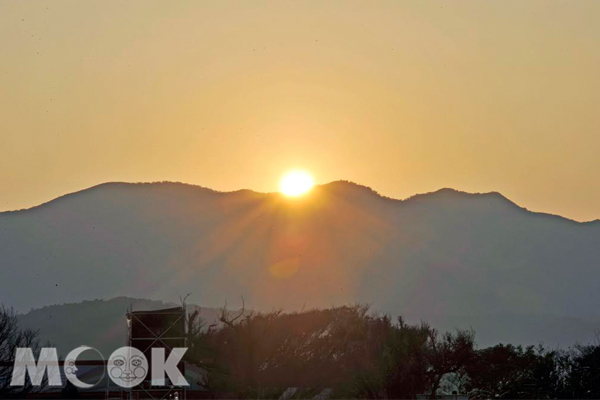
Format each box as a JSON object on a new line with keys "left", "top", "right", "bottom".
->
{"left": 0, "top": 1, "right": 599, "bottom": 221}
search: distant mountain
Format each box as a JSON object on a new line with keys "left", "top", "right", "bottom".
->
{"left": 2, "top": 181, "right": 599, "bottom": 347}
{"left": 16, "top": 297, "right": 227, "bottom": 358}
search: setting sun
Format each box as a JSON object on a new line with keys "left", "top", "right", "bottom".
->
{"left": 279, "top": 170, "right": 314, "bottom": 197}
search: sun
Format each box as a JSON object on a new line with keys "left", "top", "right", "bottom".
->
{"left": 279, "top": 170, "right": 315, "bottom": 197}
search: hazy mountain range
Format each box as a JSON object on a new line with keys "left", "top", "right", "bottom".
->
{"left": 2, "top": 181, "right": 599, "bottom": 347}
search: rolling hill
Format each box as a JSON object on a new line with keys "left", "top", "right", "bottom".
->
{"left": 16, "top": 297, "right": 231, "bottom": 358}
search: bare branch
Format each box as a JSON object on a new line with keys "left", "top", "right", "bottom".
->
{"left": 219, "top": 296, "right": 246, "bottom": 327}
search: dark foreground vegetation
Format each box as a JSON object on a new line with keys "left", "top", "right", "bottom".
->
{"left": 186, "top": 305, "right": 600, "bottom": 399}
{"left": 2, "top": 304, "right": 600, "bottom": 398}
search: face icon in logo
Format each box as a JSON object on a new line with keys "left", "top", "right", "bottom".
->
{"left": 63, "top": 346, "right": 105, "bottom": 389}
{"left": 108, "top": 347, "right": 148, "bottom": 388}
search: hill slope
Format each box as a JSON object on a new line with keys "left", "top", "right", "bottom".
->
{"left": 2, "top": 181, "right": 599, "bottom": 346}
{"left": 16, "top": 297, "right": 228, "bottom": 358}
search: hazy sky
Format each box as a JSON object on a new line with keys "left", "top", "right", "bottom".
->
{"left": 1, "top": 1, "right": 599, "bottom": 221}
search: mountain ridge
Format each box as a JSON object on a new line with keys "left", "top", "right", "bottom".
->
{"left": 2, "top": 180, "right": 597, "bottom": 225}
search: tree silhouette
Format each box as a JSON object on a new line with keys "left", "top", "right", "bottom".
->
{"left": 0, "top": 305, "right": 45, "bottom": 397}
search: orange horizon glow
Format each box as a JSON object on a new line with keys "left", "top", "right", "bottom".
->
{"left": 1, "top": 2, "right": 599, "bottom": 221}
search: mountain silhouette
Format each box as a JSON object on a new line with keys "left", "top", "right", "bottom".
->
{"left": 2, "top": 181, "right": 599, "bottom": 346}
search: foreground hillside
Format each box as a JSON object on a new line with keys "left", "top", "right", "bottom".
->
{"left": 17, "top": 298, "right": 600, "bottom": 350}
{"left": 17, "top": 297, "right": 226, "bottom": 357}
{"left": 2, "top": 181, "right": 599, "bottom": 346}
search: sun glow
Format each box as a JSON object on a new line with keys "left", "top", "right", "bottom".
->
{"left": 279, "top": 170, "right": 315, "bottom": 197}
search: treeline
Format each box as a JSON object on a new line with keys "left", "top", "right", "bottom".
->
{"left": 0, "top": 306, "right": 44, "bottom": 398}
{"left": 185, "top": 305, "right": 600, "bottom": 399}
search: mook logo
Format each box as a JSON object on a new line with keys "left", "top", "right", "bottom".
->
{"left": 10, "top": 346, "right": 189, "bottom": 389}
